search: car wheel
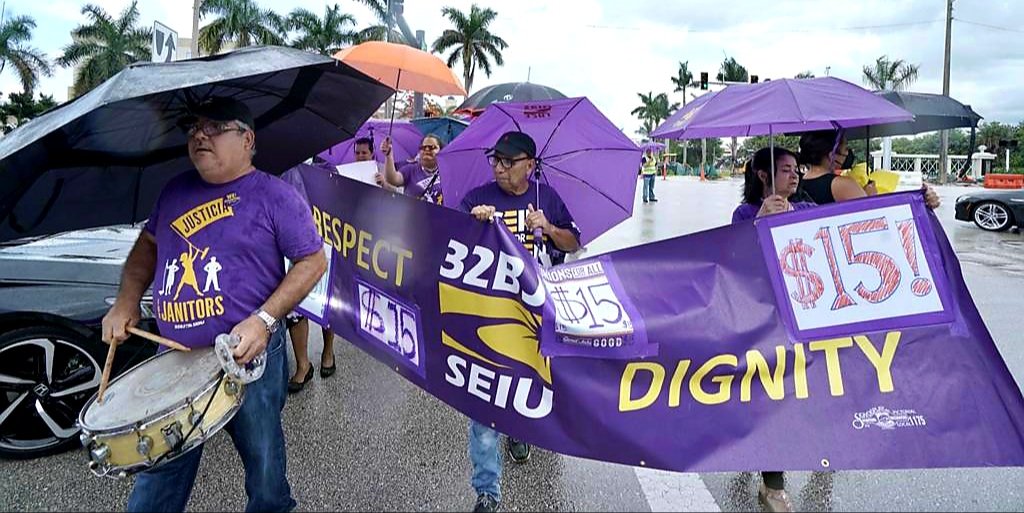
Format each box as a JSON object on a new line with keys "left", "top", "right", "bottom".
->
{"left": 0, "top": 325, "right": 104, "bottom": 459}
{"left": 972, "top": 201, "right": 1013, "bottom": 232}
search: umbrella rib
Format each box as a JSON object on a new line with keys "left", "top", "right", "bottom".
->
{"left": 537, "top": 98, "right": 584, "bottom": 158}
{"left": 495, "top": 104, "right": 524, "bottom": 132}
{"left": 540, "top": 160, "right": 632, "bottom": 216}
{"left": 541, "top": 146, "right": 639, "bottom": 162}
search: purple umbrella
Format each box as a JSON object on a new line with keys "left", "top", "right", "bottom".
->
{"left": 651, "top": 76, "right": 913, "bottom": 139}
{"left": 640, "top": 141, "right": 666, "bottom": 153}
{"left": 318, "top": 119, "right": 423, "bottom": 166}
{"left": 437, "top": 97, "right": 641, "bottom": 245}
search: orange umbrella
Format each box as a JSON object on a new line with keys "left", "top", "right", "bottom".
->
{"left": 334, "top": 41, "right": 467, "bottom": 96}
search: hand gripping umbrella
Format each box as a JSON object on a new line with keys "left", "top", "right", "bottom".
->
{"left": 437, "top": 97, "right": 642, "bottom": 246}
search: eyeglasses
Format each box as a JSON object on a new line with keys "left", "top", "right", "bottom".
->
{"left": 487, "top": 154, "right": 531, "bottom": 169}
{"left": 182, "top": 120, "right": 247, "bottom": 138}
{"left": 420, "top": 145, "right": 439, "bottom": 151}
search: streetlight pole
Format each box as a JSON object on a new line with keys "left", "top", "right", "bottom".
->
{"left": 939, "top": 0, "right": 954, "bottom": 184}
{"left": 191, "top": 0, "right": 201, "bottom": 58}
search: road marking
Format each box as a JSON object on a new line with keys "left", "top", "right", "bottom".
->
{"left": 634, "top": 467, "right": 720, "bottom": 512}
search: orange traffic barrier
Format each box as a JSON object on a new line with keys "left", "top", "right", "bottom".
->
{"left": 983, "top": 174, "right": 1024, "bottom": 189}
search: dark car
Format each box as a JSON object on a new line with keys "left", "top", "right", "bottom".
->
{"left": 954, "top": 188, "right": 1024, "bottom": 232}
{"left": 0, "top": 226, "right": 157, "bottom": 459}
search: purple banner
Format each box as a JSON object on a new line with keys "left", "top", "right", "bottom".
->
{"left": 297, "top": 166, "right": 1024, "bottom": 473}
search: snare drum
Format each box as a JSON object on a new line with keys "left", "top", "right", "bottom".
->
{"left": 78, "top": 347, "right": 244, "bottom": 479}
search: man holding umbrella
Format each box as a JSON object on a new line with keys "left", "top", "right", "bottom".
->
{"left": 102, "top": 97, "right": 326, "bottom": 512}
{"left": 458, "top": 131, "right": 581, "bottom": 512}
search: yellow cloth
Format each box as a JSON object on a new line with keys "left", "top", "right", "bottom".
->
{"left": 842, "top": 163, "right": 899, "bottom": 194}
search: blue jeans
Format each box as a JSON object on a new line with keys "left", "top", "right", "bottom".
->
{"left": 468, "top": 420, "right": 503, "bottom": 500}
{"left": 642, "top": 174, "right": 656, "bottom": 201}
{"left": 127, "top": 329, "right": 295, "bottom": 513}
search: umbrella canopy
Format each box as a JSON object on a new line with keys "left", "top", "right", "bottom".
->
{"left": 333, "top": 41, "right": 466, "bottom": 96}
{"left": 455, "top": 82, "right": 567, "bottom": 115}
{"left": 843, "top": 91, "right": 982, "bottom": 139}
{"left": 318, "top": 119, "right": 423, "bottom": 166}
{"left": 411, "top": 116, "right": 469, "bottom": 145}
{"left": 437, "top": 97, "right": 641, "bottom": 245}
{"left": 0, "top": 45, "right": 394, "bottom": 243}
{"left": 652, "top": 76, "right": 914, "bottom": 139}
{"left": 640, "top": 141, "right": 666, "bottom": 153}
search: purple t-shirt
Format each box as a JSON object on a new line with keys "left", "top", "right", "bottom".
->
{"left": 731, "top": 200, "right": 818, "bottom": 223}
{"left": 399, "top": 162, "right": 443, "bottom": 204}
{"left": 144, "top": 169, "right": 323, "bottom": 348}
{"left": 459, "top": 181, "right": 581, "bottom": 267}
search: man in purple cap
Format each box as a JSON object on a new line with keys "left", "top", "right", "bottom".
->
{"left": 102, "top": 96, "right": 326, "bottom": 512}
{"left": 458, "top": 130, "right": 581, "bottom": 512}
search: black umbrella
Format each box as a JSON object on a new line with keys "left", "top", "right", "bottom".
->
{"left": 455, "top": 81, "right": 567, "bottom": 113}
{"left": 0, "top": 45, "right": 394, "bottom": 243}
{"left": 844, "top": 91, "right": 982, "bottom": 139}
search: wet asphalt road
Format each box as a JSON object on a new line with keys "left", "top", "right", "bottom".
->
{"left": 1, "top": 177, "right": 1021, "bottom": 512}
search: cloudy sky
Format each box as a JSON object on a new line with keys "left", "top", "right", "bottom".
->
{"left": 3, "top": 0, "right": 1022, "bottom": 137}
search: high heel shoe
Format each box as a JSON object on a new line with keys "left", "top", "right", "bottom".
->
{"left": 287, "top": 364, "right": 314, "bottom": 394}
{"left": 320, "top": 356, "right": 336, "bottom": 378}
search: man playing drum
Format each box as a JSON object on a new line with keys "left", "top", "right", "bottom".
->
{"left": 102, "top": 97, "right": 326, "bottom": 512}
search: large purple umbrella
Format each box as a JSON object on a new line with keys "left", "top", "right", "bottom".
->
{"left": 651, "top": 76, "right": 913, "bottom": 139}
{"left": 318, "top": 119, "right": 423, "bottom": 166}
{"left": 437, "top": 97, "right": 641, "bottom": 245}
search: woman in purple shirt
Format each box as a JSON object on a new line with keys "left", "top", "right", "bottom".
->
{"left": 381, "top": 133, "right": 445, "bottom": 204}
{"left": 732, "top": 146, "right": 811, "bottom": 511}
{"left": 731, "top": 147, "right": 817, "bottom": 224}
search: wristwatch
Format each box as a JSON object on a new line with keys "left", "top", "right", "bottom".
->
{"left": 253, "top": 309, "right": 279, "bottom": 333}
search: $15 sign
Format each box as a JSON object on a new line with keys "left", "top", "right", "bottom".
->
{"left": 763, "top": 202, "right": 947, "bottom": 333}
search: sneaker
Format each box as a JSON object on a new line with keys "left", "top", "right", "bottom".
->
{"left": 473, "top": 493, "right": 499, "bottom": 513}
{"left": 507, "top": 437, "right": 531, "bottom": 463}
{"left": 757, "top": 483, "right": 794, "bottom": 512}
{"left": 650, "top": 197, "right": 658, "bottom": 202}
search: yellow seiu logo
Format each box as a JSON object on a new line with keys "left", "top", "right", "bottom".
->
{"left": 437, "top": 238, "right": 553, "bottom": 420}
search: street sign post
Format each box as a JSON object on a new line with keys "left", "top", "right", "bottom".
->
{"left": 152, "top": 21, "right": 177, "bottom": 63}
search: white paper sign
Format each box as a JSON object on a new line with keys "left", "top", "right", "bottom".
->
{"left": 334, "top": 161, "right": 379, "bottom": 186}
{"left": 285, "top": 242, "right": 333, "bottom": 323}
{"left": 765, "top": 204, "right": 945, "bottom": 331}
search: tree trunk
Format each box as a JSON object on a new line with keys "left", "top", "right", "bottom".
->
{"left": 191, "top": 0, "right": 201, "bottom": 58}
{"left": 463, "top": 47, "right": 473, "bottom": 94}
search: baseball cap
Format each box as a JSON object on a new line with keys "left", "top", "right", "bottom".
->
{"left": 487, "top": 131, "right": 537, "bottom": 159}
{"left": 188, "top": 96, "right": 255, "bottom": 129}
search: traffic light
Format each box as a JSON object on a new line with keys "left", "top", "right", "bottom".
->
{"left": 750, "top": 75, "right": 759, "bottom": 84}
{"left": 699, "top": 72, "right": 709, "bottom": 90}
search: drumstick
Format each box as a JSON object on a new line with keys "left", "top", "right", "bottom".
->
{"left": 97, "top": 340, "right": 118, "bottom": 404}
{"left": 126, "top": 326, "right": 191, "bottom": 352}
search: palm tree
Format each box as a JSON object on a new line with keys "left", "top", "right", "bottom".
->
{"left": 0, "top": 15, "right": 52, "bottom": 93}
{"left": 353, "top": 0, "right": 408, "bottom": 44}
{"left": 716, "top": 56, "right": 748, "bottom": 83}
{"left": 431, "top": 4, "right": 508, "bottom": 94}
{"left": 198, "top": 0, "right": 286, "bottom": 55}
{"left": 862, "top": 55, "right": 919, "bottom": 91}
{"left": 670, "top": 61, "right": 693, "bottom": 106}
{"left": 717, "top": 56, "right": 748, "bottom": 170}
{"left": 631, "top": 92, "right": 678, "bottom": 137}
{"left": 56, "top": 2, "right": 150, "bottom": 98}
{"left": 287, "top": 4, "right": 356, "bottom": 56}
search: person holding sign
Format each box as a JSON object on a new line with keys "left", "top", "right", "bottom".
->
{"left": 798, "top": 130, "right": 941, "bottom": 210}
{"left": 458, "top": 131, "right": 581, "bottom": 513}
{"left": 732, "top": 147, "right": 817, "bottom": 223}
{"left": 286, "top": 139, "right": 386, "bottom": 393}
{"left": 379, "top": 133, "right": 446, "bottom": 204}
